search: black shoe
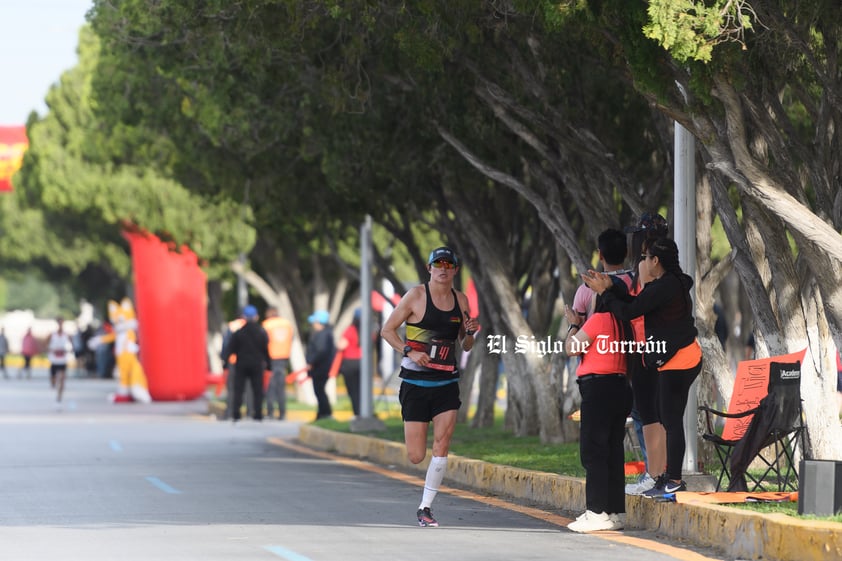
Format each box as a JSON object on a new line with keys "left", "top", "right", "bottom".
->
{"left": 664, "top": 479, "right": 687, "bottom": 494}
{"left": 643, "top": 474, "right": 687, "bottom": 498}
{"left": 641, "top": 473, "right": 667, "bottom": 498}
{"left": 417, "top": 507, "right": 439, "bottom": 527}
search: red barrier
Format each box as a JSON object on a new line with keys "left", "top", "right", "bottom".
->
{"left": 125, "top": 231, "right": 207, "bottom": 400}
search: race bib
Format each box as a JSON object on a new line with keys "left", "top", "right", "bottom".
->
{"left": 426, "top": 339, "right": 457, "bottom": 372}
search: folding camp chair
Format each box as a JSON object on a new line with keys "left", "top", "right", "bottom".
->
{"left": 700, "top": 358, "right": 806, "bottom": 492}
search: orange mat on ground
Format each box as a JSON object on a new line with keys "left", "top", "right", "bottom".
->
{"left": 675, "top": 491, "right": 797, "bottom": 504}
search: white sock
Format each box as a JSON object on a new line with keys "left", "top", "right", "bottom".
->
{"left": 419, "top": 456, "right": 448, "bottom": 509}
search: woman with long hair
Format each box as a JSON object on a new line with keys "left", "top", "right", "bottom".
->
{"left": 623, "top": 213, "right": 669, "bottom": 494}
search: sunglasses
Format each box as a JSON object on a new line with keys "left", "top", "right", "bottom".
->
{"left": 430, "top": 260, "right": 456, "bottom": 269}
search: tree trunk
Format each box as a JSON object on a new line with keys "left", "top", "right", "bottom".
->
{"left": 441, "top": 182, "right": 563, "bottom": 442}
{"left": 472, "top": 348, "right": 499, "bottom": 429}
{"left": 694, "top": 172, "right": 737, "bottom": 468}
{"left": 796, "top": 275, "right": 842, "bottom": 459}
{"left": 699, "top": 119, "right": 842, "bottom": 458}
{"left": 206, "top": 280, "right": 225, "bottom": 374}
{"left": 550, "top": 352, "right": 580, "bottom": 443}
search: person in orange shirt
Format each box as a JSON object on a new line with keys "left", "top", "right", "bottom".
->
{"left": 564, "top": 283, "right": 634, "bottom": 532}
{"left": 262, "top": 307, "right": 294, "bottom": 420}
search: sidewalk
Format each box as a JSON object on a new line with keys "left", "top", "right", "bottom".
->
{"left": 297, "top": 424, "right": 842, "bottom": 561}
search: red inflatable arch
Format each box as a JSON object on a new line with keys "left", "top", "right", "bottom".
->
{"left": 124, "top": 230, "right": 207, "bottom": 400}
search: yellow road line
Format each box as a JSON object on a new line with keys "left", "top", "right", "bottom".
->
{"left": 268, "top": 437, "right": 720, "bottom": 561}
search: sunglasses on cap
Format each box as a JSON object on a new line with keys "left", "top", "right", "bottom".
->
{"left": 430, "top": 260, "right": 456, "bottom": 269}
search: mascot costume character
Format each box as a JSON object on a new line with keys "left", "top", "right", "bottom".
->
{"left": 98, "top": 298, "right": 152, "bottom": 403}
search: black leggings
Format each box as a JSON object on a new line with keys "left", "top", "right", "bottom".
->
{"left": 658, "top": 361, "right": 702, "bottom": 481}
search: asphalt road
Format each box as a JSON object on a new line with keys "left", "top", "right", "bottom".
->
{"left": 0, "top": 370, "right": 726, "bottom": 561}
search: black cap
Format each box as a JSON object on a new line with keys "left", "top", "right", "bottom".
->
{"left": 427, "top": 246, "right": 458, "bottom": 266}
{"left": 624, "top": 212, "right": 668, "bottom": 235}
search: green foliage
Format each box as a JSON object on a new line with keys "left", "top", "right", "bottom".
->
{"left": 729, "top": 501, "right": 842, "bottom": 524}
{"left": 83, "top": 0, "right": 676, "bottom": 315}
{"left": 643, "top": 0, "right": 756, "bottom": 63}
{"left": 4, "top": 274, "right": 77, "bottom": 318}
{"left": 0, "top": 277, "right": 7, "bottom": 310}
{"left": 10, "top": 24, "right": 257, "bottom": 295}
{"left": 710, "top": 214, "right": 731, "bottom": 261}
{"left": 539, "top": 0, "right": 590, "bottom": 30}
{"left": 90, "top": 0, "right": 390, "bottom": 254}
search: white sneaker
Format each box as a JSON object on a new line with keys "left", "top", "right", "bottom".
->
{"left": 625, "top": 472, "right": 656, "bottom": 495}
{"left": 608, "top": 513, "right": 625, "bottom": 530}
{"left": 568, "top": 510, "right": 614, "bottom": 533}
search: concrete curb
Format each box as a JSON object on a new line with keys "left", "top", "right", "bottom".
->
{"left": 629, "top": 496, "right": 842, "bottom": 561}
{"left": 299, "top": 425, "right": 842, "bottom": 561}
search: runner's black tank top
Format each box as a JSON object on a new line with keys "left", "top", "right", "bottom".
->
{"left": 401, "top": 283, "right": 463, "bottom": 381}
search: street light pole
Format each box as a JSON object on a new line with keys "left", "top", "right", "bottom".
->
{"left": 674, "top": 122, "right": 699, "bottom": 475}
{"left": 351, "top": 215, "right": 385, "bottom": 432}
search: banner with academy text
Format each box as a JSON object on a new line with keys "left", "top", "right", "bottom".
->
{"left": 721, "top": 348, "right": 807, "bottom": 441}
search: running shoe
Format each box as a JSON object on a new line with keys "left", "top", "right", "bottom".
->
{"left": 625, "top": 472, "right": 656, "bottom": 495}
{"left": 664, "top": 479, "right": 687, "bottom": 493}
{"left": 643, "top": 475, "right": 686, "bottom": 498}
{"left": 640, "top": 473, "right": 667, "bottom": 498}
{"left": 417, "top": 507, "right": 439, "bottom": 527}
{"left": 567, "top": 510, "right": 614, "bottom": 533}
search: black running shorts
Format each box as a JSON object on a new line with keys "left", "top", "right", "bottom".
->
{"left": 399, "top": 380, "right": 461, "bottom": 423}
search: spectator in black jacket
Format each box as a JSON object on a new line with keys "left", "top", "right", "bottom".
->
{"left": 222, "top": 305, "right": 271, "bottom": 422}
{"left": 305, "top": 310, "right": 336, "bottom": 420}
